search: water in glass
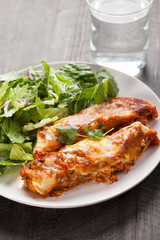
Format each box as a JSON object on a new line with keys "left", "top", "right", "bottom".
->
{"left": 89, "top": 0, "right": 153, "bottom": 76}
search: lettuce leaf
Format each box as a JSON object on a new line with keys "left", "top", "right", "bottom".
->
{"left": 0, "top": 72, "right": 24, "bottom": 82}
{"left": 2, "top": 119, "right": 26, "bottom": 143}
{"left": 56, "top": 63, "right": 98, "bottom": 88}
{"left": 23, "top": 117, "right": 58, "bottom": 132}
{"left": 0, "top": 142, "right": 33, "bottom": 174}
{"left": 9, "top": 144, "right": 33, "bottom": 161}
{"left": 58, "top": 68, "right": 119, "bottom": 114}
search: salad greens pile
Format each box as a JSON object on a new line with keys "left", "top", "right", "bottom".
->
{"left": 0, "top": 61, "right": 119, "bottom": 175}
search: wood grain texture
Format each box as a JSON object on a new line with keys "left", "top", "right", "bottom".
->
{"left": 0, "top": 0, "right": 159, "bottom": 240}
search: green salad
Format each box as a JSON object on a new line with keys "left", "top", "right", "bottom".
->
{"left": 0, "top": 61, "right": 119, "bottom": 175}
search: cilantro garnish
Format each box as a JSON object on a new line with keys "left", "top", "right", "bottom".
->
{"left": 56, "top": 125, "right": 114, "bottom": 144}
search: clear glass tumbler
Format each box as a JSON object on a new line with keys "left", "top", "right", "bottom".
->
{"left": 86, "top": 0, "right": 154, "bottom": 76}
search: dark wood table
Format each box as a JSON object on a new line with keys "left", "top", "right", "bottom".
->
{"left": 0, "top": 0, "right": 159, "bottom": 239}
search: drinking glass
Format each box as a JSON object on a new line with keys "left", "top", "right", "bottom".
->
{"left": 86, "top": 0, "right": 154, "bottom": 76}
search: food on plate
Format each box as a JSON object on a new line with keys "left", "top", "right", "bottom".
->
{"left": 0, "top": 62, "right": 119, "bottom": 175}
{"left": 21, "top": 122, "right": 159, "bottom": 197}
{"left": 34, "top": 97, "right": 158, "bottom": 156}
{"left": 0, "top": 60, "right": 159, "bottom": 202}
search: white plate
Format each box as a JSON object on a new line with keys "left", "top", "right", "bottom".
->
{"left": 0, "top": 62, "right": 160, "bottom": 208}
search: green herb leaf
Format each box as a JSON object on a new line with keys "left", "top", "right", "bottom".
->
{"left": 58, "top": 133, "right": 76, "bottom": 145}
{"left": 84, "top": 127, "right": 104, "bottom": 140}
{"left": 57, "top": 126, "right": 79, "bottom": 144}
{"left": 56, "top": 126, "right": 79, "bottom": 134}
{"left": 56, "top": 125, "right": 114, "bottom": 144}
{"left": 98, "top": 124, "right": 106, "bottom": 130}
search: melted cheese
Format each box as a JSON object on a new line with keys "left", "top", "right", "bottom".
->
{"left": 21, "top": 121, "right": 159, "bottom": 196}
